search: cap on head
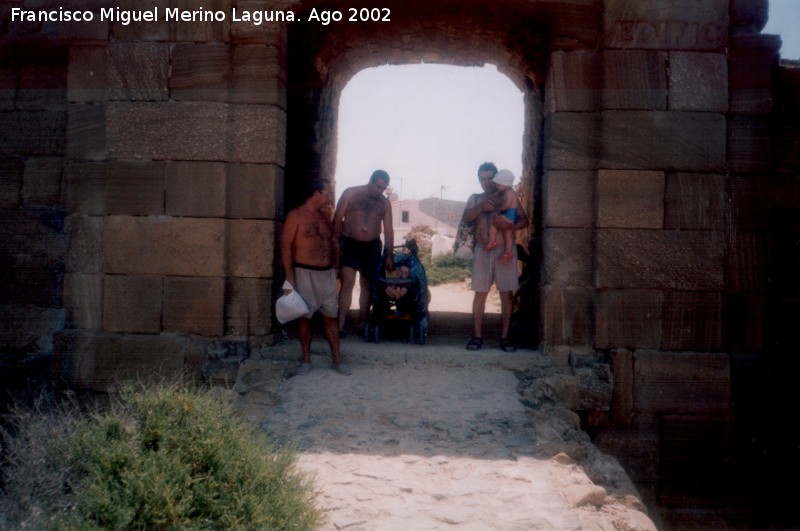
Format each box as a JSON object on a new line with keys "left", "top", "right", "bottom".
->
{"left": 493, "top": 169, "right": 515, "bottom": 187}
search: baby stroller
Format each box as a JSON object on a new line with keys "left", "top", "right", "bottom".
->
{"left": 364, "top": 239, "right": 430, "bottom": 344}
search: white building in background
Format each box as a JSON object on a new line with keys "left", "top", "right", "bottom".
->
{"left": 390, "top": 196, "right": 465, "bottom": 257}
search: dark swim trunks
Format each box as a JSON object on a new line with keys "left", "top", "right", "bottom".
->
{"left": 339, "top": 236, "right": 383, "bottom": 280}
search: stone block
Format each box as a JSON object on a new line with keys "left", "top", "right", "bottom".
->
{"left": 65, "top": 214, "right": 103, "bottom": 273}
{"left": 67, "top": 45, "right": 108, "bottom": 103}
{"left": 542, "top": 285, "right": 594, "bottom": 348}
{"left": 22, "top": 157, "right": 62, "bottom": 207}
{"left": 163, "top": 276, "right": 225, "bottom": 336}
{"left": 728, "top": 34, "right": 780, "bottom": 90}
{"left": 170, "top": 43, "right": 229, "bottom": 102}
{"left": 107, "top": 161, "right": 165, "bottom": 215}
{"left": 1, "top": 110, "right": 67, "bottom": 157}
{"left": 11, "top": 255, "right": 63, "bottom": 307}
{"left": 730, "top": 0, "right": 768, "bottom": 32}
{"left": 634, "top": 351, "right": 731, "bottom": 414}
{"left": 226, "top": 219, "right": 277, "bottom": 277}
{"left": 542, "top": 228, "right": 593, "bottom": 287}
{"left": 169, "top": 0, "right": 231, "bottom": 42}
{"left": 0, "top": 156, "right": 23, "bottom": 207}
{"left": 67, "top": 104, "right": 106, "bottom": 160}
{"left": 165, "top": 161, "right": 226, "bottom": 217}
{"left": 596, "top": 229, "right": 725, "bottom": 290}
{"left": 64, "top": 273, "right": 102, "bottom": 329}
{"left": 595, "top": 290, "right": 663, "bottom": 350}
{"left": 0, "top": 307, "right": 64, "bottom": 355}
{"left": 664, "top": 173, "right": 726, "bottom": 230}
{"left": 662, "top": 291, "right": 722, "bottom": 352}
{"left": 226, "top": 163, "right": 283, "bottom": 219}
{"left": 729, "top": 88, "right": 772, "bottom": 115}
{"left": 111, "top": 0, "right": 170, "bottom": 41}
{"left": 230, "top": 45, "right": 285, "bottom": 106}
{"left": 727, "top": 175, "right": 771, "bottom": 231}
{"left": 722, "top": 292, "right": 765, "bottom": 352}
{"left": 0, "top": 66, "right": 15, "bottom": 111}
{"left": 0, "top": 208, "right": 66, "bottom": 260}
{"left": 590, "top": 417, "right": 660, "bottom": 488}
{"left": 542, "top": 170, "right": 594, "bottom": 228}
{"left": 601, "top": 111, "right": 726, "bottom": 172}
{"left": 727, "top": 116, "right": 771, "bottom": 174}
{"left": 103, "top": 274, "right": 162, "bottom": 334}
{"left": 597, "top": 170, "right": 664, "bottom": 228}
{"left": 543, "top": 112, "right": 601, "bottom": 171}
{"left": 603, "top": 0, "right": 728, "bottom": 50}
{"left": 108, "top": 42, "right": 169, "bottom": 101}
{"left": 16, "top": 63, "right": 67, "bottom": 111}
{"left": 725, "top": 231, "right": 769, "bottom": 292}
{"left": 229, "top": 105, "right": 286, "bottom": 165}
{"left": 58, "top": 10, "right": 109, "bottom": 43}
{"left": 65, "top": 162, "right": 106, "bottom": 214}
{"left": 230, "top": 1, "right": 287, "bottom": 45}
{"left": 602, "top": 50, "right": 666, "bottom": 110}
{"left": 53, "top": 330, "right": 187, "bottom": 391}
{"left": 668, "top": 52, "right": 728, "bottom": 112}
{"left": 544, "top": 51, "right": 601, "bottom": 114}
{"left": 609, "top": 348, "right": 633, "bottom": 426}
{"left": 225, "top": 277, "right": 272, "bottom": 336}
{"left": 104, "top": 216, "right": 225, "bottom": 276}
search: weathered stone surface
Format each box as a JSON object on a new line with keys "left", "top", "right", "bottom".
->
{"left": 0, "top": 66, "right": 15, "bottom": 111}
{"left": 604, "top": 0, "right": 728, "bottom": 50}
{"left": 595, "top": 290, "right": 663, "bottom": 350}
{"left": 609, "top": 348, "right": 633, "bottom": 426}
{"left": 542, "top": 228, "right": 593, "bottom": 287}
{"left": 597, "top": 170, "right": 664, "bottom": 228}
{"left": 725, "top": 231, "right": 769, "bottom": 292}
{"left": 170, "top": 43, "right": 229, "bottom": 102}
{"left": 230, "top": 1, "right": 288, "bottom": 45}
{"left": 165, "top": 161, "right": 226, "bottom": 217}
{"left": 226, "top": 163, "right": 284, "bottom": 219}
{"left": 1, "top": 110, "right": 66, "bottom": 157}
{"left": 67, "top": 45, "right": 108, "bottom": 103}
{"left": 662, "top": 291, "right": 722, "bottom": 352}
{"left": 107, "top": 161, "right": 165, "bottom": 215}
{"left": 730, "top": 0, "right": 768, "bottom": 33}
{"left": 601, "top": 111, "right": 726, "bottom": 171}
{"left": 11, "top": 255, "right": 63, "bottom": 306}
{"left": 591, "top": 416, "right": 660, "bottom": 487}
{"left": 729, "top": 88, "right": 773, "bottom": 115}
{"left": 225, "top": 277, "right": 273, "bottom": 336}
{"left": 602, "top": 50, "right": 666, "bottom": 110}
{"left": 544, "top": 51, "right": 601, "bottom": 114}
{"left": 0, "top": 156, "right": 23, "bottom": 207}
{"left": 64, "top": 273, "right": 102, "bottom": 329}
{"left": 103, "top": 274, "right": 162, "bottom": 334}
{"left": 729, "top": 34, "right": 780, "bottom": 90}
{"left": 65, "top": 162, "right": 106, "bottom": 214}
{"left": 16, "top": 63, "right": 68, "bottom": 111}
{"left": 0, "top": 208, "right": 66, "bottom": 261}
{"left": 67, "top": 104, "right": 106, "bottom": 160}
{"left": 727, "top": 116, "right": 771, "bottom": 174}
{"left": 596, "top": 229, "right": 725, "bottom": 290}
{"left": 226, "top": 219, "right": 277, "bottom": 277}
{"left": 104, "top": 216, "right": 225, "bottom": 276}
{"left": 634, "top": 351, "right": 731, "bottom": 414}
{"left": 727, "top": 175, "right": 771, "bottom": 231}
{"left": 664, "top": 172, "right": 726, "bottom": 230}
{"left": 22, "top": 157, "right": 62, "bottom": 207}
{"left": 230, "top": 45, "right": 285, "bottom": 106}
{"left": 163, "top": 276, "right": 225, "bottom": 336}
{"left": 65, "top": 214, "right": 103, "bottom": 273}
{"left": 107, "top": 102, "right": 286, "bottom": 164}
{"left": 543, "top": 112, "right": 601, "bottom": 171}
{"left": 542, "top": 170, "right": 594, "bottom": 228}
{"left": 668, "top": 52, "right": 728, "bottom": 112}
{"left": 0, "top": 307, "right": 64, "bottom": 355}
{"left": 542, "top": 285, "right": 594, "bottom": 347}
{"left": 108, "top": 42, "right": 169, "bottom": 101}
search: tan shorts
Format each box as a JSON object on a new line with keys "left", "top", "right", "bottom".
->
{"left": 471, "top": 245, "right": 519, "bottom": 293}
{"left": 293, "top": 265, "right": 338, "bottom": 319}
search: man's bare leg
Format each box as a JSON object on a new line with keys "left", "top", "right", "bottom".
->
{"left": 338, "top": 266, "right": 357, "bottom": 332}
{"left": 499, "top": 290, "right": 514, "bottom": 339}
{"left": 322, "top": 315, "right": 341, "bottom": 365}
{"left": 357, "top": 273, "right": 372, "bottom": 332}
{"left": 472, "top": 291, "right": 489, "bottom": 338}
{"left": 298, "top": 317, "right": 312, "bottom": 363}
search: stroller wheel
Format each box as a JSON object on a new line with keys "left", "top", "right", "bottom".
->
{"left": 374, "top": 323, "right": 381, "bottom": 343}
{"left": 416, "top": 323, "right": 427, "bottom": 345}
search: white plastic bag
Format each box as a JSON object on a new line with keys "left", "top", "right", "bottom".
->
{"left": 275, "top": 281, "right": 309, "bottom": 324}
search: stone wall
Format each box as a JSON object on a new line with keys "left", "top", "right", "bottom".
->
{"left": 2, "top": 0, "right": 799, "bottom": 525}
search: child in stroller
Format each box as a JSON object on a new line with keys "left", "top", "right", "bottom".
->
{"left": 364, "top": 239, "right": 429, "bottom": 344}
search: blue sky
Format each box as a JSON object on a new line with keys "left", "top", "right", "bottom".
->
{"left": 335, "top": 2, "right": 799, "bottom": 203}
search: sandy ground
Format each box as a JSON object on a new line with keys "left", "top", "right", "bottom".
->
{"left": 235, "top": 338, "right": 658, "bottom": 530}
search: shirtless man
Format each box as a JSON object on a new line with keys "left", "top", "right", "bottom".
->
{"left": 461, "top": 162, "right": 529, "bottom": 352}
{"left": 333, "top": 169, "right": 394, "bottom": 335}
{"left": 280, "top": 178, "right": 350, "bottom": 375}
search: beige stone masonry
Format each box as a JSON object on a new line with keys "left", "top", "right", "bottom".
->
{"left": 104, "top": 216, "right": 225, "bottom": 276}
{"left": 664, "top": 173, "right": 726, "bottom": 230}
{"left": 170, "top": 43, "right": 229, "bottom": 102}
{"left": 667, "top": 52, "right": 728, "bottom": 112}
{"left": 163, "top": 276, "right": 225, "bottom": 336}
{"left": 65, "top": 162, "right": 106, "bottom": 215}
{"left": 597, "top": 170, "right": 664, "bottom": 229}
{"left": 64, "top": 273, "right": 103, "bottom": 330}
{"left": 65, "top": 214, "right": 103, "bottom": 273}
{"left": 16, "top": 64, "right": 68, "bottom": 111}
{"left": 662, "top": 291, "right": 722, "bottom": 352}
{"left": 225, "top": 277, "right": 272, "bottom": 336}
{"left": 226, "top": 163, "right": 283, "bottom": 219}
{"left": 67, "top": 104, "right": 106, "bottom": 160}
{"left": 107, "top": 102, "right": 286, "bottom": 164}
{"left": 103, "top": 274, "right": 163, "bottom": 334}
{"left": 3, "top": 110, "right": 66, "bottom": 157}
{"left": 727, "top": 116, "right": 771, "bottom": 174}
{"left": 595, "top": 290, "right": 663, "bottom": 350}
{"left": 542, "top": 285, "right": 594, "bottom": 347}
{"left": 726, "top": 232, "right": 769, "bottom": 292}
{"left": 165, "top": 161, "right": 226, "bottom": 217}
{"left": 67, "top": 46, "right": 108, "bottom": 103}
{"left": 226, "top": 219, "right": 277, "bottom": 278}
{"left": 231, "top": 1, "right": 287, "bottom": 46}
{"left": 22, "top": 157, "right": 63, "bottom": 207}
{"left": 545, "top": 51, "right": 601, "bottom": 114}
{"left": 602, "top": 50, "right": 666, "bottom": 110}
{"left": 107, "top": 161, "right": 165, "bottom": 216}
{"left": 543, "top": 170, "right": 595, "bottom": 228}
{"left": 634, "top": 351, "right": 731, "bottom": 415}
{"left": 543, "top": 228, "right": 593, "bottom": 287}
{"left": 230, "top": 45, "right": 286, "bottom": 106}
{"left": 108, "top": 42, "right": 170, "bottom": 101}
{"left": 609, "top": 348, "right": 634, "bottom": 426}
{"left": 596, "top": 229, "right": 725, "bottom": 290}
{"left": 544, "top": 112, "right": 601, "bottom": 171}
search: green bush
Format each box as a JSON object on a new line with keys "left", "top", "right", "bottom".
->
{"left": 425, "top": 254, "right": 472, "bottom": 286}
{"left": 0, "top": 384, "right": 322, "bottom": 531}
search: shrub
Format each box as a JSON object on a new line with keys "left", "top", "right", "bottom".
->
{"left": 425, "top": 254, "right": 472, "bottom": 286}
{"left": 0, "top": 383, "right": 322, "bottom": 531}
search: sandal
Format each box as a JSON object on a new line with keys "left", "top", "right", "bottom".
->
{"left": 498, "top": 338, "right": 517, "bottom": 352}
{"left": 499, "top": 250, "right": 513, "bottom": 263}
{"left": 466, "top": 336, "right": 483, "bottom": 351}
